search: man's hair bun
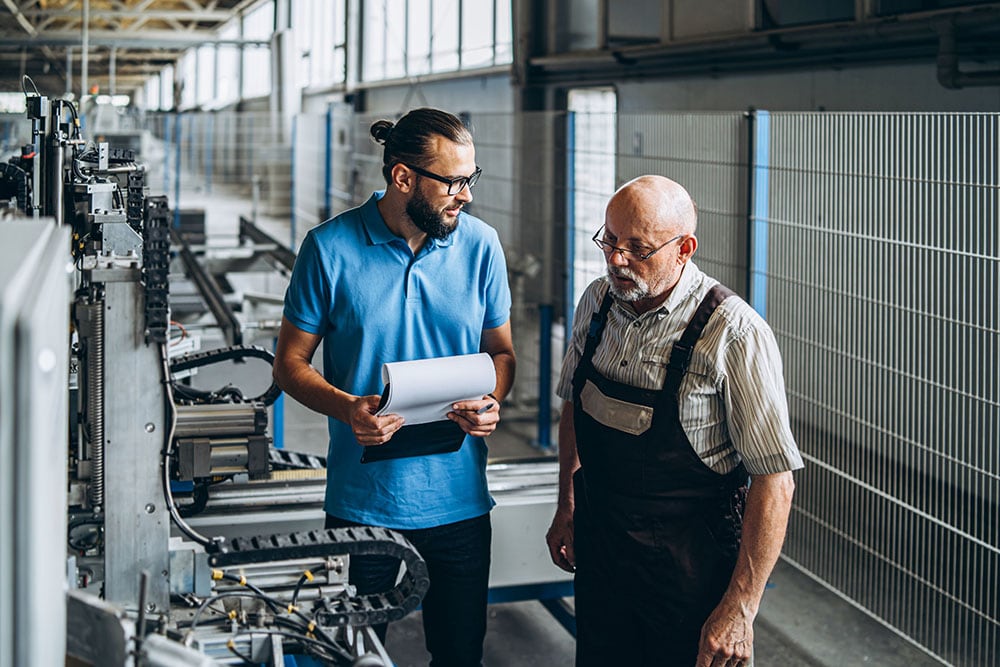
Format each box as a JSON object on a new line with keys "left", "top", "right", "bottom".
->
{"left": 370, "top": 120, "right": 394, "bottom": 145}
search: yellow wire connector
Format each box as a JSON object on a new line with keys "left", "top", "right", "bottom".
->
{"left": 304, "top": 570, "right": 314, "bottom": 581}
{"left": 211, "top": 569, "right": 224, "bottom": 580}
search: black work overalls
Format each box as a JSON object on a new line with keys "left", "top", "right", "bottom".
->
{"left": 571, "top": 284, "right": 749, "bottom": 667}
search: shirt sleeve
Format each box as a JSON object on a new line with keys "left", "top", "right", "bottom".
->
{"left": 482, "top": 231, "right": 512, "bottom": 331}
{"left": 721, "top": 319, "right": 805, "bottom": 475}
{"left": 555, "top": 280, "right": 605, "bottom": 401}
{"left": 282, "top": 230, "right": 333, "bottom": 336}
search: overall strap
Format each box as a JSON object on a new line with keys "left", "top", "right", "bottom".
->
{"left": 572, "top": 288, "right": 615, "bottom": 397}
{"left": 581, "top": 288, "right": 615, "bottom": 367}
{"left": 664, "top": 284, "right": 736, "bottom": 394}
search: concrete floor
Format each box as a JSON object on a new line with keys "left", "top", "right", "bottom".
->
{"left": 179, "top": 185, "right": 943, "bottom": 666}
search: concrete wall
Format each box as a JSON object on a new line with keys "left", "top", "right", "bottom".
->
{"left": 616, "top": 62, "right": 1000, "bottom": 112}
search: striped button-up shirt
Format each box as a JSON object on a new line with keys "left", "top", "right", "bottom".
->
{"left": 556, "top": 261, "right": 804, "bottom": 476}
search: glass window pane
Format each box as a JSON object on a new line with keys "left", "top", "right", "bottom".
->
{"left": 461, "top": 0, "right": 492, "bottom": 69}
{"left": 385, "top": 0, "right": 406, "bottom": 79}
{"left": 242, "top": 2, "right": 273, "bottom": 98}
{"left": 180, "top": 50, "right": 196, "bottom": 109}
{"left": 144, "top": 75, "right": 160, "bottom": 110}
{"left": 197, "top": 45, "right": 215, "bottom": 106}
{"left": 495, "top": 0, "right": 512, "bottom": 64}
{"left": 293, "top": 0, "right": 312, "bottom": 87}
{"left": 362, "top": 1, "right": 386, "bottom": 80}
{"left": 408, "top": 0, "right": 431, "bottom": 76}
{"left": 161, "top": 65, "right": 174, "bottom": 110}
{"left": 217, "top": 22, "right": 240, "bottom": 106}
{"left": 431, "top": 0, "right": 459, "bottom": 72}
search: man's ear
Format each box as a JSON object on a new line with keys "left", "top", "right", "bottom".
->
{"left": 390, "top": 163, "right": 415, "bottom": 193}
{"left": 679, "top": 235, "right": 698, "bottom": 262}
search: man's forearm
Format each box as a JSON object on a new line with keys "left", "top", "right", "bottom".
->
{"left": 489, "top": 350, "right": 516, "bottom": 402}
{"left": 273, "top": 360, "right": 356, "bottom": 424}
{"left": 720, "top": 471, "right": 795, "bottom": 616}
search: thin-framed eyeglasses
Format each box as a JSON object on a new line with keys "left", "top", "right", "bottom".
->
{"left": 405, "top": 163, "right": 483, "bottom": 195}
{"left": 592, "top": 225, "right": 683, "bottom": 261}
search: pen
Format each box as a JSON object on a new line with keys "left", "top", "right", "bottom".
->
{"left": 476, "top": 402, "right": 495, "bottom": 415}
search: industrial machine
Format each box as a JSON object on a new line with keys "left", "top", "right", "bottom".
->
{"left": 1, "top": 78, "right": 428, "bottom": 666}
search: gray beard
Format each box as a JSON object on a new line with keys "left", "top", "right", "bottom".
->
{"left": 607, "top": 267, "right": 651, "bottom": 302}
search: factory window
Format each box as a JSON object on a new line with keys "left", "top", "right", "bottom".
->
{"left": 161, "top": 65, "right": 175, "bottom": 111}
{"left": 196, "top": 45, "right": 216, "bottom": 108}
{"left": 144, "top": 75, "right": 161, "bottom": 111}
{"left": 179, "top": 50, "right": 197, "bottom": 110}
{"left": 361, "top": 0, "right": 513, "bottom": 82}
{"left": 216, "top": 21, "right": 241, "bottom": 107}
{"left": 568, "top": 88, "right": 617, "bottom": 307}
{"left": 242, "top": 1, "right": 274, "bottom": 99}
{"left": 293, "top": 0, "right": 347, "bottom": 89}
{"left": 430, "top": 0, "right": 459, "bottom": 73}
{"left": 407, "top": 0, "right": 432, "bottom": 75}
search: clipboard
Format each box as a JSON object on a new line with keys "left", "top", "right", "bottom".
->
{"left": 360, "top": 418, "right": 467, "bottom": 463}
{"left": 359, "top": 353, "right": 496, "bottom": 464}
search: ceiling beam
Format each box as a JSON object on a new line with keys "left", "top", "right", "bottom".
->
{"left": 2, "top": 0, "right": 40, "bottom": 36}
{"left": 0, "top": 31, "right": 269, "bottom": 47}
{"left": 18, "top": 8, "right": 235, "bottom": 21}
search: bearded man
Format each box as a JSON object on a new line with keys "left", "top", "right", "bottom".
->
{"left": 274, "top": 108, "right": 515, "bottom": 666}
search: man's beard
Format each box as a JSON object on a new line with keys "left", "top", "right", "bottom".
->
{"left": 406, "top": 187, "right": 459, "bottom": 240}
{"left": 607, "top": 266, "right": 652, "bottom": 302}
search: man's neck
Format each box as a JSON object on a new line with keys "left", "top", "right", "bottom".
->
{"left": 377, "top": 192, "right": 428, "bottom": 254}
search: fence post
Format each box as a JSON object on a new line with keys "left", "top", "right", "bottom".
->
{"left": 290, "top": 114, "right": 297, "bottom": 251}
{"left": 173, "top": 113, "right": 182, "bottom": 228}
{"left": 204, "top": 112, "right": 214, "bottom": 194}
{"left": 749, "top": 110, "right": 770, "bottom": 319}
{"left": 535, "top": 304, "right": 553, "bottom": 450}
{"left": 163, "top": 114, "right": 172, "bottom": 197}
{"left": 564, "top": 110, "right": 577, "bottom": 349}
{"left": 324, "top": 104, "right": 334, "bottom": 220}
{"left": 272, "top": 337, "right": 284, "bottom": 449}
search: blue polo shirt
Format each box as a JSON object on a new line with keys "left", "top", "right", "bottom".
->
{"left": 282, "top": 191, "right": 512, "bottom": 529}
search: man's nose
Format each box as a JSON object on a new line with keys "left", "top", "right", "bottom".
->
{"left": 607, "top": 248, "right": 629, "bottom": 266}
{"left": 455, "top": 185, "right": 473, "bottom": 204}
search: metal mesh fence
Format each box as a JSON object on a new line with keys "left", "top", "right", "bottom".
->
{"left": 769, "top": 112, "right": 999, "bottom": 667}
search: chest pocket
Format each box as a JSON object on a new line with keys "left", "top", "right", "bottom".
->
{"left": 580, "top": 379, "right": 654, "bottom": 437}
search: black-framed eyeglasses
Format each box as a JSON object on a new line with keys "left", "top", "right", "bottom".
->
{"left": 405, "top": 163, "right": 483, "bottom": 195}
{"left": 592, "top": 225, "right": 683, "bottom": 262}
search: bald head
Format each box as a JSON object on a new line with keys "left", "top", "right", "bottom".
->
{"left": 606, "top": 175, "right": 697, "bottom": 238}
{"left": 600, "top": 175, "right": 699, "bottom": 313}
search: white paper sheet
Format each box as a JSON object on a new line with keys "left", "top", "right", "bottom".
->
{"left": 375, "top": 352, "right": 496, "bottom": 425}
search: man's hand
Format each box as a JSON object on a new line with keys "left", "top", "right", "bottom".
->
{"left": 349, "top": 395, "right": 404, "bottom": 446}
{"left": 545, "top": 506, "right": 576, "bottom": 573}
{"left": 447, "top": 397, "right": 500, "bottom": 437}
{"left": 696, "top": 600, "right": 754, "bottom": 667}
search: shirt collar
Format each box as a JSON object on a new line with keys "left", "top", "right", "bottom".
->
{"left": 661, "top": 260, "right": 702, "bottom": 313}
{"left": 359, "top": 190, "right": 458, "bottom": 249}
{"left": 359, "top": 191, "right": 396, "bottom": 246}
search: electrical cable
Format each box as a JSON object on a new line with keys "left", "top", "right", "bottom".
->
{"left": 21, "top": 75, "right": 39, "bottom": 97}
{"left": 158, "top": 342, "right": 221, "bottom": 552}
{"left": 290, "top": 570, "right": 314, "bottom": 608}
{"left": 235, "top": 628, "right": 352, "bottom": 664}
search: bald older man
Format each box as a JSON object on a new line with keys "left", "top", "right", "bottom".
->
{"left": 546, "top": 176, "right": 803, "bottom": 667}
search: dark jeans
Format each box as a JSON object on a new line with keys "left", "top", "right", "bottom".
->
{"left": 325, "top": 512, "right": 492, "bottom": 667}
